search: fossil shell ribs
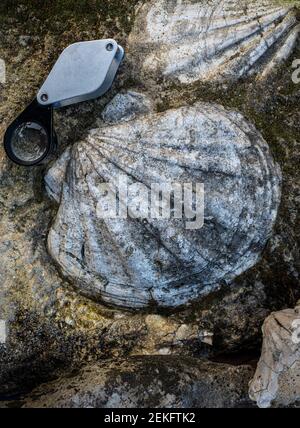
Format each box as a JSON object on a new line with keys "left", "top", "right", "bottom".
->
{"left": 128, "top": 0, "right": 300, "bottom": 83}
{"left": 46, "top": 103, "right": 281, "bottom": 309}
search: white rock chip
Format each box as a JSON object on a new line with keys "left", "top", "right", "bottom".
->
{"left": 45, "top": 102, "right": 281, "bottom": 309}
{"left": 128, "top": 0, "right": 300, "bottom": 84}
{"left": 0, "top": 59, "right": 6, "bottom": 84}
{"left": 249, "top": 305, "right": 300, "bottom": 408}
{"left": 0, "top": 320, "right": 6, "bottom": 345}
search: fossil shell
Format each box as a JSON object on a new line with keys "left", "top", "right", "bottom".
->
{"left": 128, "top": 0, "right": 300, "bottom": 84}
{"left": 46, "top": 102, "right": 281, "bottom": 309}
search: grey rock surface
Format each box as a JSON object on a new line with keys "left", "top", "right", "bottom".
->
{"left": 22, "top": 356, "right": 255, "bottom": 408}
{"left": 249, "top": 304, "right": 300, "bottom": 408}
{"left": 0, "top": 0, "right": 299, "bottom": 403}
{"left": 45, "top": 102, "right": 281, "bottom": 309}
{"left": 101, "top": 90, "right": 154, "bottom": 124}
{"left": 128, "top": 0, "right": 300, "bottom": 84}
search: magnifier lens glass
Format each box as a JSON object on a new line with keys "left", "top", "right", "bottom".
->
{"left": 10, "top": 122, "right": 49, "bottom": 163}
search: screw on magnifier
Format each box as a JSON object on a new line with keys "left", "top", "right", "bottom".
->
{"left": 106, "top": 43, "right": 114, "bottom": 51}
{"left": 41, "top": 93, "right": 48, "bottom": 102}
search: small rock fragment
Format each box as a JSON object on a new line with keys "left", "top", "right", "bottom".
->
{"left": 249, "top": 304, "right": 300, "bottom": 408}
{"left": 101, "top": 91, "right": 154, "bottom": 124}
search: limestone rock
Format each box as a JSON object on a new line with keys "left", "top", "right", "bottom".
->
{"left": 0, "top": 0, "right": 299, "bottom": 403}
{"left": 249, "top": 305, "right": 300, "bottom": 408}
{"left": 128, "top": 0, "right": 300, "bottom": 84}
{"left": 101, "top": 91, "right": 154, "bottom": 124}
{"left": 45, "top": 102, "right": 281, "bottom": 309}
{"left": 23, "top": 356, "right": 255, "bottom": 408}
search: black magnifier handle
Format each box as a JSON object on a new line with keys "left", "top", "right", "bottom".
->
{"left": 3, "top": 99, "right": 57, "bottom": 166}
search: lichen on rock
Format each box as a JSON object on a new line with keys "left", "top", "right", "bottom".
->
{"left": 22, "top": 356, "right": 255, "bottom": 408}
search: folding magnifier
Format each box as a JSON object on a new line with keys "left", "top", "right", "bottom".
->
{"left": 3, "top": 39, "right": 124, "bottom": 166}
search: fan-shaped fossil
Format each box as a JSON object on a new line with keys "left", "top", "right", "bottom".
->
{"left": 46, "top": 102, "right": 281, "bottom": 309}
{"left": 128, "top": 0, "right": 300, "bottom": 84}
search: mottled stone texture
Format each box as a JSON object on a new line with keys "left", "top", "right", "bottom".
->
{"left": 128, "top": 0, "right": 300, "bottom": 84}
{"left": 101, "top": 90, "right": 154, "bottom": 124}
{"left": 249, "top": 304, "right": 300, "bottom": 408}
{"left": 0, "top": 0, "right": 299, "bottom": 404}
{"left": 23, "top": 356, "right": 255, "bottom": 408}
{"left": 45, "top": 102, "right": 281, "bottom": 309}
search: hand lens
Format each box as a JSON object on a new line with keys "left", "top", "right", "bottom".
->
{"left": 4, "top": 39, "right": 124, "bottom": 166}
{"left": 4, "top": 99, "right": 57, "bottom": 166}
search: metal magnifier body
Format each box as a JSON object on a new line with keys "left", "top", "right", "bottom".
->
{"left": 4, "top": 39, "right": 124, "bottom": 166}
